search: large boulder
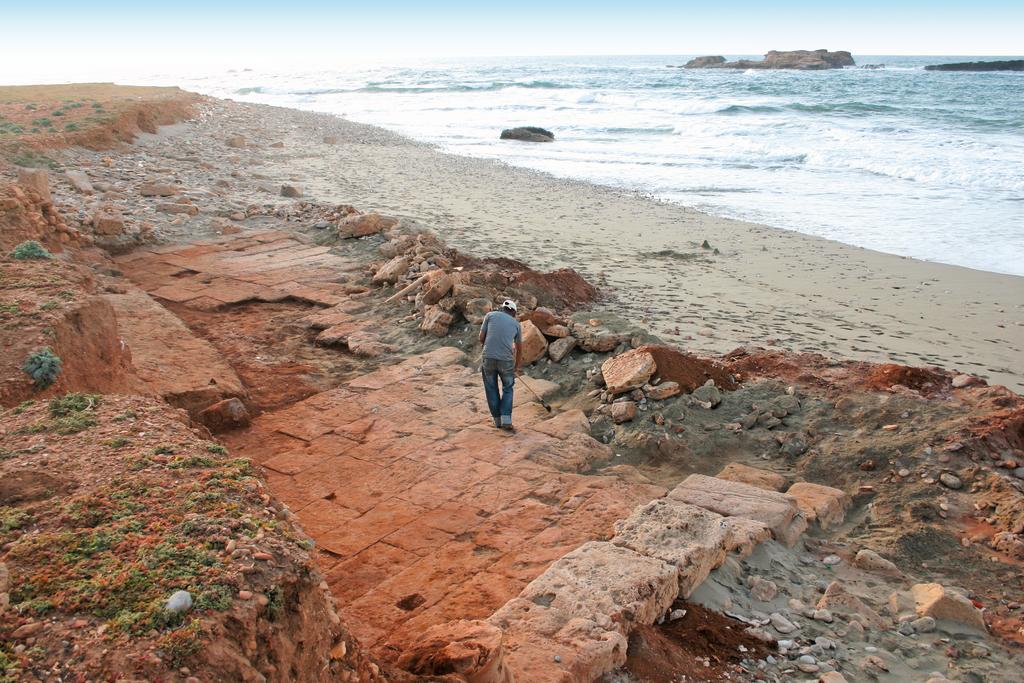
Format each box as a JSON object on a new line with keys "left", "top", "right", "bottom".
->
{"left": 499, "top": 126, "right": 554, "bottom": 143}
{"left": 786, "top": 482, "right": 849, "bottom": 530}
{"left": 669, "top": 474, "right": 807, "bottom": 547}
{"left": 601, "top": 349, "right": 657, "bottom": 395}
{"left": 908, "top": 584, "right": 986, "bottom": 631}
{"left": 519, "top": 320, "right": 548, "bottom": 365}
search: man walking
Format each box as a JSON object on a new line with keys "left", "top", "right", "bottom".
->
{"left": 479, "top": 300, "right": 522, "bottom": 431}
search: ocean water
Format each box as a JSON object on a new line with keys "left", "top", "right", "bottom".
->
{"left": 154, "top": 56, "right": 1024, "bottom": 276}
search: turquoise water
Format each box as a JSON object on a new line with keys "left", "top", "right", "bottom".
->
{"left": 162, "top": 55, "right": 1024, "bottom": 275}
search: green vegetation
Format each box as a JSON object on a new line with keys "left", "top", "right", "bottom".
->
{"left": 12, "top": 400, "right": 34, "bottom": 415}
{"left": 0, "top": 121, "right": 24, "bottom": 135}
{"left": 11, "top": 240, "right": 52, "bottom": 260}
{"left": 103, "top": 437, "right": 131, "bottom": 449}
{"left": 50, "top": 393, "right": 101, "bottom": 417}
{"left": 153, "top": 444, "right": 177, "bottom": 456}
{"left": 21, "top": 348, "right": 62, "bottom": 389}
{"left": 31, "top": 117, "right": 53, "bottom": 128}
{"left": 24, "top": 102, "right": 37, "bottom": 110}
{"left": 64, "top": 122, "right": 80, "bottom": 132}
{"left": 52, "top": 110, "right": 65, "bottom": 117}
{"left": 10, "top": 150, "right": 59, "bottom": 169}
{"left": 158, "top": 619, "right": 204, "bottom": 667}
{"left": 206, "top": 443, "right": 228, "bottom": 455}
{"left": 1, "top": 506, "right": 30, "bottom": 534}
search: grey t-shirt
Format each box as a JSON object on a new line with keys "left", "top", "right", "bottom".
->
{"left": 480, "top": 310, "right": 522, "bottom": 361}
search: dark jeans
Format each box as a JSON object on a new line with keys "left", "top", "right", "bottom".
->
{"left": 481, "top": 357, "right": 515, "bottom": 426}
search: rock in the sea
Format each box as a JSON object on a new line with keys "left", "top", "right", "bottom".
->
{"left": 601, "top": 349, "right": 657, "bottom": 395}
{"left": 280, "top": 184, "right": 302, "bottom": 198}
{"left": 165, "top": 590, "right": 192, "bottom": 613}
{"left": 683, "top": 55, "right": 726, "bottom": 68}
{"left": 499, "top": 126, "right": 554, "bottom": 142}
{"left": 337, "top": 212, "right": 399, "bottom": 239}
{"left": 924, "top": 59, "right": 1024, "bottom": 72}
{"left": 686, "top": 49, "right": 854, "bottom": 70}
{"left": 519, "top": 320, "right": 548, "bottom": 365}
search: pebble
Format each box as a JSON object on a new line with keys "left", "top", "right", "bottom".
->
{"left": 939, "top": 473, "right": 963, "bottom": 489}
{"left": 822, "top": 555, "right": 842, "bottom": 566}
{"left": 253, "top": 552, "right": 274, "bottom": 561}
{"left": 239, "top": 590, "right": 254, "bottom": 600}
{"left": 553, "top": 655, "right": 562, "bottom": 663}
{"left": 771, "top": 612, "right": 797, "bottom": 634}
{"left": 165, "top": 590, "right": 192, "bottom": 613}
{"left": 668, "top": 608, "right": 687, "bottom": 621}
{"left": 910, "top": 616, "right": 936, "bottom": 633}
{"left": 812, "top": 609, "right": 833, "bottom": 623}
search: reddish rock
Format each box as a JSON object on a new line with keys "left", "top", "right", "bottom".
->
{"left": 421, "top": 306, "right": 454, "bottom": 337}
{"left": 280, "top": 185, "right": 303, "bottom": 198}
{"left": 372, "top": 256, "right": 410, "bottom": 284}
{"left": 786, "top": 482, "right": 850, "bottom": 530}
{"left": 65, "top": 170, "right": 93, "bottom": 195}
{"left": 397, "top": 619, "right": 513, "bottom": 683}
{"left": 422, "top": 273, "right": 454, "bottom": 306}
{"left": 611, "top": 401, "right": 638, "bottom": 424}
{"left": 93, "top": 206, "right": 126, "bottom": 235}
{"left": 637, "top": 344, "right": 736, "bottom": 392}
{"left": 717, "top": 463, "right": 787, "bottom": 492}
{"left": 519, "top": 320, "right": 548, "bottom": 365}
{"left": 816, "top": 581, "right": 890, "bottom": 630}
{"left": 645, "top": 381, "right": 680, "bottom": 400}
{"left": 17, "top": 168, "right": 51, "bottom": 203}
{"left": 197, "top": 397, "right": 251, "bottom": 431}
{"left": 601, "top": 349, "right": 657, "bottom": 395}
{"left": 226, "top": 135, "right": 246, "bottom": 148}
{"left": 531, "top": 409, "right": 590, "bottom": 440}
{"left": 541, "top": 324, "right": 571, "bottom": 338}
{"left": 338, "top": 212, "right": 400, "bottom": 239}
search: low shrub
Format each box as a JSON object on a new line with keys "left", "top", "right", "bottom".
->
{"left": 22, "top": 348, "right": 62, "bottom": 389}
{"left": 11, "top": 240, "right": 52, "bottom": 260}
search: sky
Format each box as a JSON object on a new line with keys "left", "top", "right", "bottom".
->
{"left": 1, "top": 1, "right": 1022, "bottom": 83}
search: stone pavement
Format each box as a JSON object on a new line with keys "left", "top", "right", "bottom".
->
{"left": 224, "top": 347, "right": 667, "bottom": 656}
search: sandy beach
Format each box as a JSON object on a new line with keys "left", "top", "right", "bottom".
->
{"left": 167, "top": 98, "right": 1024, "bottom": 392}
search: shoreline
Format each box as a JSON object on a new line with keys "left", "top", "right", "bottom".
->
{"left": 207, "top": 96, "right": 1023, "bottom": 392}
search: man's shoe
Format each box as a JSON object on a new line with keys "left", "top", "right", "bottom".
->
{"left": 499, "top": 424, "right": 516, "bottom": 433}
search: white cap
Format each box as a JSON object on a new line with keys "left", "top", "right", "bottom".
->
{"left": 502, "top": 299, "right": 518, "bottom": 312}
